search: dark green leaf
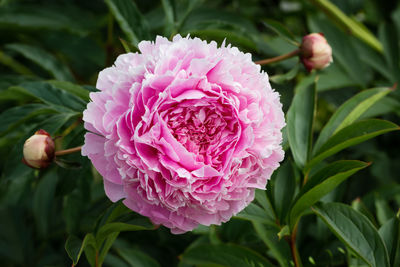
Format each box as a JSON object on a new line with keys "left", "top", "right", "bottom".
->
{"left": 235, "top": 203, "right": 275, "bottom": 226}
{"left": 48, "top": 80, "right": 90, "bottom": 101}
{"left": 273, "top": 161, "right": 295, "bottom": 223}
{"left": 37, "top": 113, "right": 76, "bottom": 135}
{"left": 161, "top": 0, "right": 176, "bottom": 35}
{"left": 269, "top": 63, "right": 300, "bottom": 84}
{"left": 105, "top": 0, "right": 150, "bottom": 47}
{"left": 0, "top": 104, "right": 56, "bottom": 135}
{"left": 252, "top": 222, "right": 291, "bottom": 267}
{"left": 262, "top": 19, "right": 299, "bottom": 45}
{"left": 306, "top": 119, "right": 399, "bottom": 171}
{"left": 314, "top": 87, "right": 392, "bottom": 153}
{"left": 33, "top": 169, "right": 58, "bottom": 237}
{"left": 375, "top": 197, "right": 394, "bottom": 226}
{"left": 286, "top": 74, "right": 317, "bottom": 168}
{"left": 379, "top": 22, "right": 400, "bottom": 84}
{"left": 98, "top": 232, "right": 119, "bottom": 266}
{"left": 0, "top": 5, "right": 97, "bottom": 35}
{"left": 14, "top": 82, "right": 86, "bottom": 112}
{"left": 96, "top": 222, "right": 154, "bottom": 246}
{"left": 379, "top": 217, "right": 400, "bottom": 266}
{"left": 117, "top": 247, "right": 161, "bottom": 267}
{"left": 290, "top": 161, "right": 369, "bottom": 228}
{"left": 6, "top": 43, "right": 75, "bottom": 81}
{"left": 313, "top": 202, "right": 390, "bottom": 267}
{"left": 181, "top": 243, "right": 274, "bottom": 267}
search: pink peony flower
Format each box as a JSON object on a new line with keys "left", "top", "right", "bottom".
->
{"left": 82, "top": 35, "right": 285, "bottom": 233}
{"left": 300, "top": 33, "right": 333, "bottom": 72}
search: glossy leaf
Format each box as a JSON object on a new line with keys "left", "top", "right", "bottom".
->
{"left": 0, "top": 104, "right": 56, "bottom": 135}
{"left": 235, "top": 203, "right": 275, "bottom": 226}
{"left": 6, "top": 43, "right": 75, "bottom": 81}
{"left": 286, "top": 74, "right": 317, "bottom": 168}
{"left": 96, "top": 221, "right": 154, "bottom": 246}
{"left": 48, "top": 80, "right": 90, "bottom": 101}
{"left": 306, "top": 119, "right": 399, "bottom": 171}
{"left": 0, "top": 5, "right": 96, "bottom": 35}
{"left": 161, "top": 0, "right": 176, "bottom": 35}
{"left": 313, "top": 202, "right": 390, "bottom": 267}
{"left": 314, "top": 87, "right": 392, "bottom": 153}
{"left": 262, "top": 19, "right": 299, "bottom": 45}
{"left": 379, "top": 217, "right": 400, "bottom": 266}
{"left": 290, "top": 161, "right": 369, "bottom": 228}
{"left": 252, "top": 222, "right": 291, "bottom": 267}
{"left": 181, "top": 243, "right": 274, "bottom": 267}
{"left": 33, "top": 169, "right": 58, "bottom": 237}
{"left": 65, "top": 235, "right": 94, "bottom": 266}
{"left": 272, "top": 161, "right": 296, "bottom": 223}
{"left": 117, "top": 247, "right": 161, "bottom": 267}
{"left": 105, "top": 0, "right": 150, "bottom": 47}
{"left": 12, "top": 82, "right": 86, "bottom": 112}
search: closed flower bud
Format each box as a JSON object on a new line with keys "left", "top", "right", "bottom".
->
{"left": 23, "top": 129, "right": 55, "bottom": 169}
{"left": 300, "top": 33, "right": 333, "bottom": 72}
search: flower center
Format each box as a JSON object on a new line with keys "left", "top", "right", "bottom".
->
{"left": 164, "top": 103, "right": 238, "bottom": 168}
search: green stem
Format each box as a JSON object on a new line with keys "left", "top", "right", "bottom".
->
{"left": 255, "top": 49, "right": 300, "bottom": 65}
{"left": 289, "top": 224, "right": 303, "bottom": 267}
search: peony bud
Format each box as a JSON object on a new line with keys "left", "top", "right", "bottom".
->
{"left": 300, "top": 33, "right": 333, "bottom": 72}
{"left": 23, "top": 129, "right": 55, "bottom": 169}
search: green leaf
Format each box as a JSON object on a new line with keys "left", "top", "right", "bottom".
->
{"left": 14, "top": 81, "right": 86, "bottom": 112}
{"left": 98, "top": 232, "right": 119, "bottom": 266}
{"left": 65, "top": 235, "right": 96, "bottom": 266}
{"left": 0, "top": 104, "right": 56, "bottom": 135}
{"left": 82, "top": 234, "right": 98, "bottom": 267}
{"left": 6, "top": 43, "right": 75, "bottom": 81}
{"left": 309, "top": 0, "right": 382, "bottom": 52}
{"left": 117, "top": 247, "right": 161, "bottom": 267}
{"left": 351, "top": 198, "right": 378, "bottom": 227}
{"left": 379, "top": 217, "right": 400, "bottom": 266}
{"left": 379, "top": 22, "right": 400, "bottom": 84}
{"left": 96, "top": 221, "right": 154, "bottom": 247}
{"left": 313, "top": 87, "right": 392, "bottom": 153}
{"left": 252, "top": 222, "right": 291, "bottom": 267}
{"left": 48, "top": 80, "right": 90, "bottom": 101}
{"left": 375, "top": 197, "right": 394, "bottom": 226}
{"left": 290, "top": 160, "right": 369, "bottom": 229}
{"left": 33, "top": 169, "right": 58, "bottom": 237}
{"left": 235, "top": 203, "right": 275, "bottom": 226}
{"left": 37, "top": 113, "right": 76, "bottom": 135}
{"left": 0, "top": 5, "right": 97, "bottom": 35}
{"left": 105, "top": 0, "right": 150, "bottom": 48}
{"left": 181, "top": 243, "right": 274, "bottom": 267}
{"left": 306, "top": 119, "right": 399, "bottom": 171}
{"left": 286, "top": 74, "right": 317, "bottom": 168}
{"left": 254, "top": 189, "right": 277, "bottom": 222}
{"left": 272, "top": 161, "right": 296, "bottom": 223}
{"left": 313, "top": 202, "right": 390, "bottom": 267}
{"left": 269, "top": 63, "right": 300, "bottom": 84}
{"left": 262, "top": 19, "right": 299, "bottom": 46}
{"left": 161, "top": 0, "right": 176, "bottom": 35}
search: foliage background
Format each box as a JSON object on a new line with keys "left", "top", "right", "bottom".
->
{"left": 0, "top": 0, "right": 399, "bottom": 266}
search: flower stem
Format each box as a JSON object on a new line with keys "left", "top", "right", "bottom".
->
{"left": 255, "top": 49, "right": 300, "bottom": 65}
{"left": 289, "top": 225, "right": 303, "bottom": 267}
{"left": 55, "top": 146, "right": 82, "bottom": 156}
